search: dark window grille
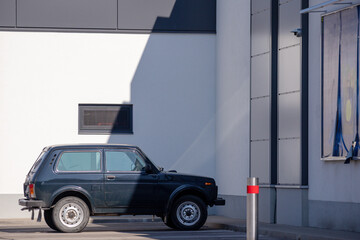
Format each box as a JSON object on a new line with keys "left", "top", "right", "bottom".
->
{"left": 79, "top": 104, "right": 133, "bottom": 134}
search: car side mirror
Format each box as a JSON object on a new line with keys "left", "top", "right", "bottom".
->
{"left": 143, "top": 164, "right": 152, "bottom": 174}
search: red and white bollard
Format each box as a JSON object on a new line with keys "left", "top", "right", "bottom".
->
{"left": 246, "top": 177, "right": 259, "bottom": 240}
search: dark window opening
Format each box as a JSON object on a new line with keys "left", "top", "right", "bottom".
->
{"left": 79, "top": 104, "right": 133, "bottom": 134}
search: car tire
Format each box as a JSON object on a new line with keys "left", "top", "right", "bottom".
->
{"left": 52, "top": 196, "right": 90, "bottom": 233}
{"left": 162, "top": 215, "right": 177, "bottom": 229}
{"left": 170, "top": 195, "right": 207, "bottom": 230}
{"left": 44, "top": 209, "right": 59, "bottom": 231}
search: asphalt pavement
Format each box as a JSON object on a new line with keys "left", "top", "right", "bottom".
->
{"left": 1, "top": 215, "right": 360, "bottom": 240}
{"left": 0, "top": 217, "right": 278, "bottom": 240}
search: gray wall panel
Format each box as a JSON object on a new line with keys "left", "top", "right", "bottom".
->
{"left": 0, "top": 0, "right": 16, "bottom": 27}
{"left": 118, "top": 0, "right": 216, "bottom": 31}
{"left": 278, "top": 138, "right": 301, "bottom": 184}
{"left": 278, "top": 92, "right": 300, "bottom": 139}
{"left": 215, "top": 195, "right": 246, "bottom": 219}
{"left": 251, "top": 0, "right": 270, "bottom": 14}
{"left": 7, "top": 0, "right": 216, "bottom": 32}
{"left": 259, "top": 187, "right": 276, "bottom": 223}
{"left": 309, "top": 200, "right": 360, "bottom": 232}
{"left": 251, "top": 97, "right": 270, "bottom": 140}
{"left": 118, "top": 0, "right": 175, "bottom": 30}
{"left": 278, "top": 45, "right": 301, "bottom": 94}
{"left": 251, "top": 53, "right": 270, "bottom": 98}
{"left": 279, "top": 0, "right": 301, "bottom": 49}
{"left": 0, "top": 194, "right": 30, "bottom": 218}
{"left": 17, "top": 0, "right": 118, "bottom": 29}
{"left": 251, "top": 9, "right": 270, "bottom": 56}
{"left": 276, "top": 188, "right": 308, "bottom": 226}
{"left": 251, "top": 140, "right": 270, "bottom": 184}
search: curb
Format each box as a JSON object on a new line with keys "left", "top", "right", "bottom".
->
{"left": 90, "top": 217, "right": 162, "bottom": 224}
{"left": 206, "top": 222, "right": 360, "bottom": 240}
{"left": 206, "top": 222, "right": 246, "bottom": 232}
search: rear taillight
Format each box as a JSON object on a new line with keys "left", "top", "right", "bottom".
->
{"left": 29, "top": 183, "right": 36, "bottom": 198}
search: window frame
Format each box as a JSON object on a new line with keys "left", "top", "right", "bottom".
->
{"left": 78, "top": 104, "right": 133, "bottom": 135}
{"left": 55, "top": 150, "right": 103, "bottom": 173}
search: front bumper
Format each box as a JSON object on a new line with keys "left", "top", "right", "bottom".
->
{"left": 214, "top": 197, "right": 225, "bottom": 206}
{"left": 18, "top": 198, "right": 46, "bottom": 209}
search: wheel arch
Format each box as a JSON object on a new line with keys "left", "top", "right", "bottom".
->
{"left": 50, "top": 186, "right": 93, "bottom": 214}
{"left": 165, "top": 186, "right": 208, "bottom": 216}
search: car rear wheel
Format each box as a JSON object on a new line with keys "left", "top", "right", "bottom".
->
{"left": 44, "top": 209, "right": 59, "bottom": 231}
{"left": 52, "top": 196, "right": 89, "bottom": 233}
{"left": 170, "top": 195, "right": 207, "bottom": 230}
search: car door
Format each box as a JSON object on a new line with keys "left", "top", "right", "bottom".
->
{"left": 104, "top": 149, "right": 158, "bottom": 212}
{"left": 53, "top": 149, "right": 105, "bottom": 207}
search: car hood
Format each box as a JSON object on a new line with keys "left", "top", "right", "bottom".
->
{"left": 163, "top": 171, "right": 215, "bottom": 184}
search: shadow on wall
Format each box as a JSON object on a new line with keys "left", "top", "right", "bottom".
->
{"left": 107, "top": 0, "right": 216, "bottom": 178}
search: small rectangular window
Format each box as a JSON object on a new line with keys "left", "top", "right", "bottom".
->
{"left": 79, "top": 104, "right": 133, "bottom": 134}
{"left": 56, "top": 151, "right": 101, "bottom": 172}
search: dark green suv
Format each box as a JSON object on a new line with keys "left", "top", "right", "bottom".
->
{"left": 19, "top": 144, "right": 225, "bottom": 232}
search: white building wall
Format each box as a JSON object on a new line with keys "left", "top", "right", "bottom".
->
{"left": 215, "top": 0, "right": 251, "bottom": 218}
{"left": 0, "top": 31, "right": 216, "bottom": 217}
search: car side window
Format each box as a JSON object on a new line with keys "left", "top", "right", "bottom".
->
{"left": 105, "top": 150, "right": 146, "bottom": 172}
{"left": 56, "top": 151, "right": 101, "bottom": 172}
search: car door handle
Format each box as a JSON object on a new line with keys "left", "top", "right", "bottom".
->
{"left": 106, "top": 175, "right": 116, "bottom": 180}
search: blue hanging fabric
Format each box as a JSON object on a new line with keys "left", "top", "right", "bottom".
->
{"left": 333, "top": 12, "right": 344, "bottom": 156}
{"left": 344, "top": 7, "right": 360, "bottom": 164}
{"left": 354, "top": 6, "right": 360, "bottom": 157}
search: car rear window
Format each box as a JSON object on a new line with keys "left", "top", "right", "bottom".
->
{"left": 56, "top": 151, "right": 101, "bottom": 172}
{"left": 29, "top": 151, "right": 46, "bottom": 174}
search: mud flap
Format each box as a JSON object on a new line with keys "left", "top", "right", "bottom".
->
{"left": 37, "top": 207, "right": 42, "bottom": 222}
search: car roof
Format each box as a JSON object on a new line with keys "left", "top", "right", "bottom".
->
{"left": 44, "top": 144, "right": 139, "bottom": 151}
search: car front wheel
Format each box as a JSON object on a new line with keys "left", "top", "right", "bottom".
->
{"left": 170, "top": 195, "right": 207, "bottom": 230}
{"left": 162, "top": 215, "right": 177, "bottom": 229}
{"left": 52, "top": 196, "right": 90, "bottom": 233}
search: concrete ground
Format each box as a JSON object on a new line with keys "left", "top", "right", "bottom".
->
{"left": 206, "top": 216, "right": 360, "bottom": 240}
{"left": 1, "top": 215, "right": 360, "bottom": 240}
{"left": 0, "top": 216, "right": 277, "bottom": 240}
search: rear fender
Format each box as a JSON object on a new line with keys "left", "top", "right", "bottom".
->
{"left": 49, "top": 185, "right": 94, "bottom": 211}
